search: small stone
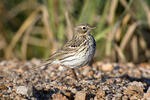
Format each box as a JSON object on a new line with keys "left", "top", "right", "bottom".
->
{"left": 82, "top": 67, "right": 90, "bottom": 76}
{"left": 94, "top": 90, "right": 105, "bottom": 100}
{"left": 143, "top": 87, "right": 150, "bottom": 100}
{"left": 90, "top": 85, "right": 96, "bottom": 89}
{"left": 52, "top": 93, "right": 68, "bottom": 100}
{"left": 16, "top": 86, "right": 32, "bottom": 96}
{"left": 101, "top": 63, "right": 114, "bottom": 72}
{"left": 123, "top": 82, "right": 144, "bottom": 99}
{"left": 0, "top": 84, "right": 6, "bottom": 90}
{"left": 64, "top": 92, "right": 74, "bottom": 100}
{"left": 88, "top": 71, "right": 94, "bottom": 78}
{"left": 75, "top": 91, "right": 86, "bottom": 100}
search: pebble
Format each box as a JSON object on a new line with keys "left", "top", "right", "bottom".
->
{"left": 16, "top": 86, "right": 32, "bottom": 96}
{"left": 75, "top": 91, "right": 86, "bottom": 100}
{"left": 101, "top": 63, "right": 114, "bottom": 72}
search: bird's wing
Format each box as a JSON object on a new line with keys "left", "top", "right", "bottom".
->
{"left": 44, "top": 39, "right": 84, "bottom": 62}
{"left": 32, "top": 38, "right": 85, "bottom": 70}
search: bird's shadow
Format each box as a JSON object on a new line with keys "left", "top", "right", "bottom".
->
{"left": 32, "top": 87, "right": 59, "bottom": 100}
{"left": 120, "top": 74, "right": 150, "bottom": 92}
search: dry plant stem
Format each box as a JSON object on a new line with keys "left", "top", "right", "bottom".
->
{"left": 108, "top": 0, "right": 119, "bottom": 24}
{"left": 65, "top": 11, "right": 73, "bottom": 40}
{"left": 7, "top": 0, "right": 39, "bottom": 20}
{"left": 131, "top": 36, "right": 138, "bottom": 62}
{"left": 31, "top": 26, "right": 45, "bottom": 35}
{"left": 139, "top": 37, "right": 147, "bottom": 50}
{"left": 120, "top": 22, "right": 138, "bottom": 51}
{"left": 122, "top": 14, "right": 131, "bottom": 25}
{"left": 5, "top": 7, "right": 41, "bottom": 59}
{"left": 106, "top": 0, "right": 119, "bottom": 56}
{"left": 115, "top": 44, "right": 126, "bottom": 62}
{"left": 41, "top": 5, "right": 58, "bottom": 53}
{"left": 140, "top": 0, "right": 150, "bottom": 27}
{"left": 21, "top": 15, "right": 40, "bottom": 60}
{"left": 116, "top": 14, "right": 130, "bottom": 42}
{"left": 21, "top": 26, "right": 31, "bottom": 60}
{"left": 0, "top": 36, "right": 7, "bottom": 50}
{"left": 5, "top": 5, "right": 57, "bottom": 59}
{"left": 106, "top": 21, "right": 121, "bottom": 56}
{"left": 120, "top": 0, "right": 135, "bottom": 18}
{"left": 28, "top": 36, "right": 48, "bottom": 47}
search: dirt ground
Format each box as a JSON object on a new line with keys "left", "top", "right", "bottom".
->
{"left": 0, "top": 59, "right": 150, "bottom": 100}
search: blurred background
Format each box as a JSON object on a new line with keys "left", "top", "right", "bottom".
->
{"left": 0, "top": 0, "right": 150, "bottom": 63}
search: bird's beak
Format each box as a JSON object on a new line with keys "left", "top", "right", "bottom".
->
{"left": 89, "top": 26, "right": 96, "bottom": 30}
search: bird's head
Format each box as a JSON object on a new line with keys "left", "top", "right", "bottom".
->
{"left": 74, "top": 23, "right": 96, "bottom": 36}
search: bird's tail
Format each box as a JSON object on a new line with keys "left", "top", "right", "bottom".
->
{"left": 31, "top": 60, "right": 52, "bottom": 71}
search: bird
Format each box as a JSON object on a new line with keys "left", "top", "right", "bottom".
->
{"left": 34, "top": 23, "right": 96, "bottom": 79}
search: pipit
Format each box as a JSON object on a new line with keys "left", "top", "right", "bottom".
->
{"left": 37, "top": 23, "right": 96, "bottom": 79}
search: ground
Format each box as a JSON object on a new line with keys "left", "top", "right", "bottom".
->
{"left": 0, "top": 59, "right": 150, "bottom": 100}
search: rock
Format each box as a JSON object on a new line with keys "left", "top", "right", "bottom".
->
{"left": 16, "top": 86, "right": 32, "bottom": 96}
{"left": 75, "top": 91, "right": 86, "bottom": 100}
{"left": 52, "top": 93, "right": 68, "bottom": 100}
{"left": 0, "top": 83, "right": 6, "bottom": 90}
{"left": 82, "top": 67, "right": 90, "bottom": 76}
{"left": 101, "top": 63, "right": 114, "bottom": 72}
{"left": 142, "top": 87, "right": 150, "bottom": 100}
{"left": 123, "top": 82, "right": 144, "bottom": 99}
{"left": 94, "top": 90, "right": 105, "bottom": 100}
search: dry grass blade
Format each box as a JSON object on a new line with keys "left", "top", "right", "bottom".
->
{"left": 0, "top": 35, "right": 7, "bottom": 49}
{"left": 115, "top": 44, "right": 126, "bottom": 62}
{"left": 131, "top": 36, "right": 138, "bottom": 62}
{"left": 41, "top": 5, "right": 58, "bottom": 53}
{"left": 120, "top": 0, "right": 135, "bottom": 18}
{"left": 145, "top": 50, "right": 150, "bottom": 61}
{"left": 21, "top": 28, "right": 31, "bottom": 60}
{"left": 139, "top": 36, "right": 147, "bottom": 50}
{"left": 120, "top": 22, "right": 138, "bottom": 51}
{"left": 21, "top": 15, "right": 41, "bottom": 60}
{"left": 31, "top": 26, "right": 45, "bottom": 35}
{"left": 5, "top": 7, "right": 41, "bottom": 59}
{"left": 105, "top": 0, "right": 119, "bottom": 56}
{"left": 140, "top": 0, "right": 150, "bottom": 27}
{"left": 105, "top": 21, "right": 121, "bottom": 56}
{"left": 108, "top": 0, "right": 119, "bottom": 24}
{"left": 120, "top": 0, "right": 128, "bottom": 7}
{"left": 28, "top": 36, "right": 48, "bottom": 47}
{"left": 7, "top": 0, "right": 39, "bottom": 20}
{"left": 116, "top": 14, "right": 131, "bottom": 41}
{"left": 65, "top": 11, "right": 73, "bottom": 40}
{"left": 122, "top": 14, "right": 131, "bottom": 26}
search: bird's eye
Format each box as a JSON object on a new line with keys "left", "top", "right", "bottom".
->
{"left": 82, "top": 27, "right": 86, "bottom": 30}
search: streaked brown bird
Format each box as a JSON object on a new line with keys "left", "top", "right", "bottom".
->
{"left": 36, "top": 23, "right": 96, "bottom": 79}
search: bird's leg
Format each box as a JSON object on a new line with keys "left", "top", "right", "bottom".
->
{"left": 58, "top": 65, "right": 79, "bottom": 81}
{"left": 71, "top": 68, "right": 79, "bottom": 81}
